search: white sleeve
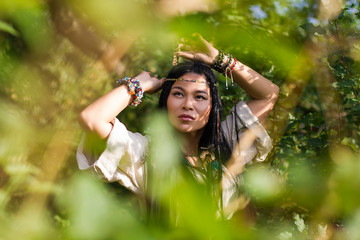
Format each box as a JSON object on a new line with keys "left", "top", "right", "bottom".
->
{"left": 76, "top": 118, "right": 148, "bottom": 195}
{"left": 220, "top": 101, "right": 273, "bottom": 218}
{"left": 221, "top": 101, "right": 272, "bottom": 164}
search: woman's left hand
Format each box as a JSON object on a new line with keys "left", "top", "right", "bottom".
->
{"left": 177, "top": 34, "right": 219, "bottom": 65}
{"left": 135, "top": 71, "right": 166, "bottom": 94}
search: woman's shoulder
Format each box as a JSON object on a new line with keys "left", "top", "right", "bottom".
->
{"left": 110, "top": 118, "right": 149, "bottom": 144}
{"left": 222, "top": 101, "right": 259, "bottom": 127}
{"left": 220, "top": 101, "right": 272, "bottom": 163}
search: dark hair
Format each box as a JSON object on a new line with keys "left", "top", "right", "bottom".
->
{"left": 159, "top": 61, "right": 231, "bottom": 163}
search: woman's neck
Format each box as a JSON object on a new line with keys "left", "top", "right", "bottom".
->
{"left": 178, "top": 130, "right": 204, "bottom": 168}
{"left": 179, "top": 131, "right": 202, "bottom": 155}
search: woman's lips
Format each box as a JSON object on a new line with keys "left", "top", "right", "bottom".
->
{"left": 178, "top": 114, "right": 195, "bottom": 121}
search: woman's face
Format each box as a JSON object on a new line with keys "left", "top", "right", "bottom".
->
{"left": 167, "top": 73, "right": 212, "bottom": 134}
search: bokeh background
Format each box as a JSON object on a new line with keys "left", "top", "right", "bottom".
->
{"left": 1, "top": 0, "right": 360, "bottom": 239}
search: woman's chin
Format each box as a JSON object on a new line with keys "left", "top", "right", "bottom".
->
{"left": 175, "top": 125, "right": 204, "bottom": 135}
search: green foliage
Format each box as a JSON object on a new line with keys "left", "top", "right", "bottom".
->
{"left": 1, "top": 0, "right": 360, "bottom": 239}
{"left": 0, "top": 20, "right": 19, "bottom": 36}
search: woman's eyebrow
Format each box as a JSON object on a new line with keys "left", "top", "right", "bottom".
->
{"left": 172, "top": 86, "right": 209, "bottom": 95}
{"left": 172, "top": 86, "right": 184, "bottom": 91}
{"left": 195, "top": 90, "right": 209, "bottom": 95}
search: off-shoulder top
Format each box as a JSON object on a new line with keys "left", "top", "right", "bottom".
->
{"left": 76, "top": 101, "right": 272, "bottom": 218}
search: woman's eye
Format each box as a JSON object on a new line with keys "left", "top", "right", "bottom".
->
{"left": 172, "top": 92, "right": 183, "bottom": 97}
{"left": 196, "top": 95, "right": 206, "bottom": 100}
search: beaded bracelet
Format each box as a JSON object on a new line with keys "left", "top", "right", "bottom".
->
{"left": 210, "top": 50, "right": 226, "bottom": 74}
{"left": 225, "top": 57, "right": 238, "bottom": 76}
{"left": 116, "top": 77, "right": 144, "bottom": 107}
{"left": 210, "top": 50, "right": 236, "bottom": 75}
{"left": 210, "top": 50, "right": 241, "bottom": 89}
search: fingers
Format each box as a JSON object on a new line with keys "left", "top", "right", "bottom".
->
{"left": 179, "top": 36, "right": 201, "bottom": 51}
{"left": 199, "top": 35, "right": 214, "bottom": 49}
{"left": 177, "top": 34, "right": 215, "bottom": 61}
{"left": 193, "top": 33, "right": 213, "bottom": 49}
{"left": 177, "top": 51, "right": 195, "bottom": 60}
{"left": 178, "top": 41, "right": 193, "bottom": 53}
{"left": 159, "top": 77, "right": 166, "bottom": 86}
{"left": 138, "top": 71, "right": 160, "bottom": 80}
{"left": 146, "top": 77, "right": 166, "bottom": 94}
{"left": 192, "top": 33, "right": 208, "bottom": 47}
{"left": 138, "top": 71, "right": 151, "bottom": 78}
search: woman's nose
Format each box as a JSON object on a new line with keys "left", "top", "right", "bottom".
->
{"left": 182, "top": 97, "right": 194, "bottom": 110}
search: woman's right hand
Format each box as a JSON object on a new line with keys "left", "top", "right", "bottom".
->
{"left": 135, "top": 71, "right": 166, "bottom": 94}
{"left": 177, "top": 34, "right": 219, "bottom": 66}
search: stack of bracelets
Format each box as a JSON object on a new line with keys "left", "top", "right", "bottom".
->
{"left": 116, "top": 76, "right": 144, "bottom": 107}
{"left": 210, "top": 50, "right": 239, "bottom": 77}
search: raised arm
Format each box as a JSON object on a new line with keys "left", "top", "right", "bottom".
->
{"left": 178, "top": 35, "right": 279, "bottom": 123}
{"left": 79, "top": 72, "right": 165, "bottom": 139}
{"left": 228, "top": 57, "right": 279, "bottom": 123}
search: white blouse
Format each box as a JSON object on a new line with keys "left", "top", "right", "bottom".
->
{"left": 76, "top": 101, "right": 272, "bottom": 218}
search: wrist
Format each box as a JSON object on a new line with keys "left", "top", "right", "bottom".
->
{"left": 210, "top": 50, "right": 226, "bottom": 73}
{"left": 210, "top": 50, "right": 239, "bottom": 76}
{"left": 211, "top": 49, "right": 220, "bottom": 65}
{"left": 138, "top": 79, "right": 151, "bottom": 93}
{"left": 134, "top": 72, "right": 153, "bottom": 93}
{"left": 116, "top": 77, "right": 144, "bottom": 107}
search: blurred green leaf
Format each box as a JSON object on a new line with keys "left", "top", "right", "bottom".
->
{"left": 0, "top": 20, "right": 18, "bottom": 36}
{"left": 244, "top": 166, "right": 285, "bottom": 203}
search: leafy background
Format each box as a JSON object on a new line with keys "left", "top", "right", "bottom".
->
{"left": 0, "top": 0, "right": 360, "bottom": 239}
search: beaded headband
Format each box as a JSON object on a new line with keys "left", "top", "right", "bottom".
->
{"left": 166, "top": 78, "right": 217, "bottom": 87}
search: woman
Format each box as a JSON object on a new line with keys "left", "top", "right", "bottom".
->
{"left": 77, "top": 35, "right": 279, "bottom": 219}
